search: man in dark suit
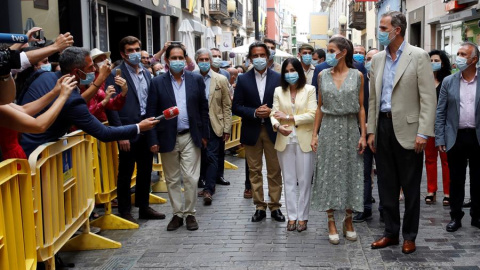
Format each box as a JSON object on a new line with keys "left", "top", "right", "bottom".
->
{"left": 435, "top": 41, "right": 480, "bottom": 232}
{"left": 232, "top": 41, "right": 285, "bottom": 223}
{"left": 146, "top": 43, "right": 209, "bottom": 231}
{"left": 20, "top": 46, "right": 158, "bottom": 157}
{"left": 105, "top": 36, "right": 165, "bottom": 224}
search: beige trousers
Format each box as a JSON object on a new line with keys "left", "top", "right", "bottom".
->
{"left": 160, "top": 133, "right": 201, "bottom": 217}
{"left": 244, "top": 126, "right": 282, "bottom": 211}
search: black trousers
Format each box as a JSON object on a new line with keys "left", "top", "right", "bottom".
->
{"left": 117, "top": 135, "right": 153, "bottom": 215}
{"left": 217, "top": 140, "right": 226, "bottom": 178}
{"left": 447, "top": 129, "right": 480, "bottom": 221}
{"left": 376, "top": 115, "right": 423, "bottom": 241}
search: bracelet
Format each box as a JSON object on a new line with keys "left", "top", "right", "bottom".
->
{"left": 0, "top": 73, "right": 11, "bottom": 82}
{"left": 92, "top": 82, "right": 100, "bottom": 88}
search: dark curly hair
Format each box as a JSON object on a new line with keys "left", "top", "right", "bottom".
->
{"left": 328, "top": 36, "right": 354, "bottom": 69}
{"left": 280, "top": 58, "right": 306, "bottom": 90}
{"left": 429, "top": 50, "right": 451, "bottom": 83}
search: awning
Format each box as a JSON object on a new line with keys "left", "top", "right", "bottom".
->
{"left": 437, "top": 8, "right": 480, "bottom": 24}
{"left": 211, "top": 26, "right": 223, "bottom": 36}
{"left": 189, "top": 19, "right": 204, "bottom": 35}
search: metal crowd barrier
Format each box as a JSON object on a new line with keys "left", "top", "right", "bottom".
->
{"left": 224, "top": 116, "right": 242, "bottom": 169}
{"left": 28, "top": 131, "right": 121, "bottom": 269}
{"left": 0, "top": 159, "right": 36, "bottom": 270}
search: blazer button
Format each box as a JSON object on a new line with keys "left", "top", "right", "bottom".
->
{"left": 295, "top": 125, "right": 298, "bottom": 128}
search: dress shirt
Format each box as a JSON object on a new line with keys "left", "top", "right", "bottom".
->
{"left": 254, "top": 69, "right": 268, "bottom": 118}
{"left": 125, "top": 63, "right": 148, "bottom": 115}
{"left": 304, "top": 64, "right": 316, "bottom": 85}
{"left": 459, "top": 72, "right": 477, "bottom": 129}
{"left": 203, "top": 69, "right": 212, "bottom": 102}
{"left": 169, "top": 71, "right": 190, "bottom": 131}
{"left": 381, "top": 40, "right": 406, "bottom": 112}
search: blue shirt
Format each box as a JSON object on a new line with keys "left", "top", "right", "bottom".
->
{"left": 381, "top": 40, "right": 406, "bottom": 112}
{"left": 169, "top": 71, "right": 190, "bottom": 131}
{"left": 125, "top": 63, "right": 148, "bottom": 115}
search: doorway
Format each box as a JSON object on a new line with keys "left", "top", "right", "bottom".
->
{"left": 108, "top": 9, "right": 140, "bottom": 61}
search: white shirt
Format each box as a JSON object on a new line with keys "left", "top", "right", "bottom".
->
{"left": 459, "top": 72, "right": 477, "bottom": 129}
{"left": 254, "top": 69, "right": 267, "bottom": 102}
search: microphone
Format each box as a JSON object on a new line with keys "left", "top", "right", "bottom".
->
{"left": 0, "top": 33, "right": 29, "bottom": 43}
{"left": 155, "top": 106, "right": 179, "bottom": 121}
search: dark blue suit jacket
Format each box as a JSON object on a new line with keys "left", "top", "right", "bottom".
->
{"left": 105, "top": 62, "right": 152, "bottom": 143}
{"left": 20, "top": 71, "right": 137, "bottom": 156}
{"left": 146, "top": 71, "right": 210, "bottom": 153}
{"left": 312, "top": 61, "right": 369, "bottom": 118}
{"left": 232, "top": 68, "right": 281, "bottom": 146}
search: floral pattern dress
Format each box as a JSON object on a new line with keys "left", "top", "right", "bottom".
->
{"left": 310, "top": 68, "right": 364, "bottom": 212}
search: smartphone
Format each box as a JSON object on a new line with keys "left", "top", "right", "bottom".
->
{"left": 170, "top": 41, "right": 182, "bottom": 45}
{"left": 116, "top": 69, "right": 121, "bottom": 77}
{"left": 35, "top": 30, "right": 44, "bottom": 40}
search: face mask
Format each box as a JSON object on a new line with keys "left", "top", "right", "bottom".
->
{"left": 252, "top": 57, "right": 267, "bottom": 71}
{"left": 365, "top": 61, "right": 372, "bottom": 72}
{"left": 311, "top": 60, "right": 319, "bottom": 66}
{"left": 155, "top": 70, "right": 162, "bottom": 76}
{"left": 455, "top": 56, "right": 472, "bottom": 72}
{"left": 245, "top": 59, "right": 250, "bottom": 67}
{"left": 353, "top": 54, "right": 365, "bottom": 63}
{"left": 326, "top": 52, "right": 343, "bottom": 67}
{"left": 269, "top": 49, "right": 276, "bottom": 60}
{"left": 302, "top": 54, "right": 312, "bottom": 65}
{"left": 198, "top": 62, "right": 211, "bottom": 73}
{"left": 212, "top": 57, "right": 222, "bottom": 68}
{"left": 40, "top": 63, "right": 51, "bottom": 72}
{"left": 169, "top": 60, "right": 186, "bottom": 73}
{"left": 431, "top": 62, "right": 442, "bottom": 72}
{"left": 78, "top": 69, "right": 95, "bottom": 85}
{"left": 127, "top": 52, "right": 141, "bottom": 65}
{"left": 378, "top": 29, "right": 396, "bottom": 46}
{"left": 96, "top": 60, "right": 108, "bottom": 69}
{"left": 284, "top": 72, "right": 299, "bottom": 85}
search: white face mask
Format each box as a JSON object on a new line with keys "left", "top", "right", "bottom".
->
{"left": 96, "top": 59, "right": 109, "bottom": 69}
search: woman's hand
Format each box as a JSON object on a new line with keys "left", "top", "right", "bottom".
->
{"left": 59, "top": 75, "right": 78, "bottom": 98}
{"left": 357, "top": 136, "right": 367, "bottom": 154}
{"left": 115, "top": 76, "right": 128, "bottom": 94}
{"left": 53, "top": 75, "right": 72, "bottom": 95}
{"left": 311, "top": 134, "right": 318, "bottom": 153}
{"left": 278, "top": 124, "right": 292, "bottom": 137}
{"left": 274, "top": 111, "right": 287, "bottom": 120}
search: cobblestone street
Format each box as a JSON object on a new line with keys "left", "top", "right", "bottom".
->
{"left": 60, "top": 156, "right": 479, "bottom": 269}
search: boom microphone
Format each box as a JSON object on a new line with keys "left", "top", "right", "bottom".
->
{"left": 155, "top": 106, "right": 179, "bottom": 121}
{"left": 0, "top": 33, "right": 29, "bottom": 44}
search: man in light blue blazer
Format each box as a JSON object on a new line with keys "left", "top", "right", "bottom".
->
{"left": 435, "top": 41, "right": 480, "bottom": 233}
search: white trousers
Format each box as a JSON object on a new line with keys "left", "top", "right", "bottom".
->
{"left": 160, "top": 133, "right": 201, "bottom": 217}
{"left": 277, "top": 143, "right": 314, "bottom": 221}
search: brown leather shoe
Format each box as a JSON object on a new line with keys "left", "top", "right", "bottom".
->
{"left": 243, "top": 189, "right": 252, "bottom": 199}
{"left": 186, "top": 215, "right": 199, "bottom": 231}
{"left": 402, "top": 240, "right": 416, "bottom": 254}
{"left": 203, "top": 191, "right": 213, "bottom": 205}
{"left": 371, "top": 237, "right": 399, "bottom": 249}
{"left": 139, "top": 207, "right": 166, "bottom": 220}
{"left": 167, "top": 215, "right": 184, "bottom": 231}
{"left": 120, "top": 212, "right": 138, "bottom": 224}
{"left": 198, "top": 190, "right": 205, "bottom": 197}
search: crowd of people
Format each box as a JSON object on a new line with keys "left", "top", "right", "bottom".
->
{"left": 0, "top": 10, "right": 479, "bottom": 255}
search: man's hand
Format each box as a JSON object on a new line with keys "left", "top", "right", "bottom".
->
{"left": 367, "top": 134, "right": 376, "bottom": 153}
{"left": 274, "top": 111, "right": 287, "bottom": 120}
{"left": 97, "top": 62, "right": 112, "bottom": 82}
{"left": 26, "top": 27, "right": 43, "bottom": 42}
{"left": 202, "top": 138, "right": 208, "bottom": 148}
{"left": 255, "top": 104, "right": 271, "bottom": 118}
{"left": 59, "top": 75, "right": 78, "bottom": 98}
{"left": 118, "top": 140, "right": 130, "bottom": 152}
{"left": 53, "top": 75, "right": 72, "bottom": 95}
{"left": 150, "top": 145, "right": 159, "bottom": 153}
{"left": 437, "top": 145, "right": 446, "bottom": 153}
{"left": 115, "top": 76, "right": 128, "bottom": 94}
{"left": 52, "top": 32, "right": 74, "bottom": 52}
{"left": 138, "top": 117, "right": 160, "bottom": 132}
{"left": 414, "top": 136, "right": 427, "bottom": 154}
{"left": 223, "top": 133, "right": 230, "bottom": 141}
{"left": 278, "top": 124, "right": 292, "bottom": 137}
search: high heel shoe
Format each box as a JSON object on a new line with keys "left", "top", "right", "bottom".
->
{"left": 425, "top": 192, "right": 436, "bottom": 205}
{"left": 343, "top": 211, "right": 357, "bottom": 241}
{"left": 327, "top": 212, "right": 339, "bottom": 245}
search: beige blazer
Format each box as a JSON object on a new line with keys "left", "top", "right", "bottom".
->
{"left": 270, "top": 84, "right": 317, "bottom": 152}
{"left": 208, "top": 71, "right": 232, "bottom": 137}
{"left": 367, "top": 42, "right": 436, "bottom": 149}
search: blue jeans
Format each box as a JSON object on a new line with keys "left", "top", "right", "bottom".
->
{"left": 200, "top": 134, "right": 222, "bottom": 194}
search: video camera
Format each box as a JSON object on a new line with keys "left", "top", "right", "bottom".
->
{"left": 0, "top": 33, "right": 28, "bottom": 76}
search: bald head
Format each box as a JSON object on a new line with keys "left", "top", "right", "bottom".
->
{"left": 227, "top": 67, "right": 238, "bottom": 84}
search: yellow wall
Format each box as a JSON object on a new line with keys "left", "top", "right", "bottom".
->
{"left": 21, "top": 0, "right": 60, "bottom": 40}
{"left": 310, "top": 14, "right": 328, "bottom": 35}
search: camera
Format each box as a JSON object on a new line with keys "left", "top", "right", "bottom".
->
{"left": 0, "top": 49, "right": 21, "bottom": 76}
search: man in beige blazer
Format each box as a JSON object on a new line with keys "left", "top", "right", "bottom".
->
{"left": 195, "top": 48, "right": 232, "bottom": 205}
{"left": 367, "top": 11, "right": 436, "bottom": 254}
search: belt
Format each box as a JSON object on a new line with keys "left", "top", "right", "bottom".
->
{"left": 458, "top": 128, "right": 476, "bottom": 134}
{"left": 379, "top": 111, "right": 392, "bottom": 119}
{"left": 178, "top": 129, "right": 190, "bottom": 135}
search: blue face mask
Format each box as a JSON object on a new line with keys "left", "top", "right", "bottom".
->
{"left": 378, "top": 29, "right": 396, "bottom": 46}
{"left": 155, "top": 70, "right": 162, "bottom": 76}
{"left": 78, "top": 69, "right": 95, "bottom": 85}
{"left": 365, "top": 61, "right": 372, "bottom": 72}
{"left": 198, "top": 62, "right": 211, "bottom": 73}
{"left": 326, "top": 52, "right": 342, "bottom": 67}
{"left": 311, "top": 60, "right": 319, "bottom": 66}
{"left": 127, "top": 52, "right": 141, "bottom": 65}
{"left": 269, "top": 49, "right": 276, "bottom": 60}
{"left": 212, "top": 57, "right": 222, "bottom": 68}
{"left": 455, "top": 56, "right": 471, "bottom": 72}
{"left": 40, "top": 63, "right": 51, "bottom": 72}
{"left": 252, "top": 57, "right": 267, "bottom": 71}
{"left": 245, "top": 59, "right": 250, "bottom": 67}
{"left": 353, "top": 53, "right": 365, "bottom": 63}
{"left": 431, "top": 62, "right": 442, "bottom": 72}
{"left": 284, "top": 72, "right": 299, "bottom": 85}
{"left": 169, "top": 60, "right": 186, "bottom": 73}
{"left": 302, "top": 54, "right": 312, "bottom": 65}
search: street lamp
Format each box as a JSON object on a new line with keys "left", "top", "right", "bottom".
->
{"left": 227, "top": 0, "right": 236, "bottom": 15}
{"left": 339, "top": 14, "right": 347, "bottom": 37}
{"left": 327, "top": 29, "right": 334, "bottom": 37}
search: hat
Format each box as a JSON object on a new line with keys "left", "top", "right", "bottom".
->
{"left": 90, "top": 48, "right": 111, "bottom": 61}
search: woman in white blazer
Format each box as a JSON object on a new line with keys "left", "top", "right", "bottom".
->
{"left": 270, "top": 58, "right": 317, "bottom": 232}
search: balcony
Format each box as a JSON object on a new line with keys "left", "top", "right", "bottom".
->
{"left": 232, "top": 2, "right": 243, "bottom": 27}
{"left": 210, "top": 0, "right": 228, "bottom": 19}
{"left": 348, "top": 1, "right": 366, "bottom": 30}
{"left": 246, "top": 11, "right": 255, "bottom": 32}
